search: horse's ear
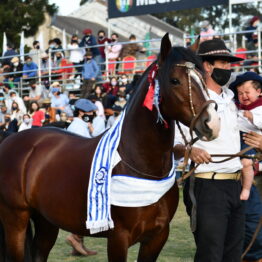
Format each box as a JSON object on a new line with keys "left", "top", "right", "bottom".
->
{"left": 188, "top": 35, "right": 200, "bottom": 53}
{"left": 158, "top": 33, "right": 172, "bottom": 66}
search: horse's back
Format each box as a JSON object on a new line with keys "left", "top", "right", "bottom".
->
{"left": 0, "top": 128, "right": 100, "bottom": 231}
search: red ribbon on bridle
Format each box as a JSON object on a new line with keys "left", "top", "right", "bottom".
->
{"left": 143, "top": 63, "right": 158, "bottom": 111}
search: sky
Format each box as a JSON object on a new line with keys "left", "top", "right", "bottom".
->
{"left": 49, "top": 0, "right": 81, "bottom": 16}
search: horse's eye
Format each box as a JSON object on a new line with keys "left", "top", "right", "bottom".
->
{"left": 170, "top": 78, "right": 180, "bottom": 85}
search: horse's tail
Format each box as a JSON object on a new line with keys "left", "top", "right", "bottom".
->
{"left": 25, "top": 221, "right": 33, "bottom": 262}
{"left": 0, "top": 221, "right": 5, "bottom": 262}
{"left": 0, "top": 220, "right": 33, "bottom": 262}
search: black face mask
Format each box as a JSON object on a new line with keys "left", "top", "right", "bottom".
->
{"left": 5, "top": 117, "right": 10, "bottom": 122}
{"left": 82, "top": 114, "right": 94, "bottom": 123}
{"left": 12, "top": 106, "right": 17, "bottom": 110}
{"left": 211, "top": 68, "right": 231, "bottom": 86}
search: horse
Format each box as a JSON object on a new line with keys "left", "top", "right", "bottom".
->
{"left": 0, "top": 34, "right": 220, "bottom": 262}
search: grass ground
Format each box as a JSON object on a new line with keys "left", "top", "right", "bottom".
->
{"left": 49, "top": 189, "right": 195, "bottom": 261}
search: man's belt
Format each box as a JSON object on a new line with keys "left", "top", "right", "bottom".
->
{"left": 194, "top": 172, "right": 241, "bottom": 180}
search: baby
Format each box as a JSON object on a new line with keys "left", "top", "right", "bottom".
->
{"left": 230, "top": 71, "right": 262, "bottom": 200}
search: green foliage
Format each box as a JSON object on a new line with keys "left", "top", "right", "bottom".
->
{"left": 154, "top": 3, "right": 262, "bottom": 34}
{"left": 0, "top": 0, "right": 58, "bottom": 53}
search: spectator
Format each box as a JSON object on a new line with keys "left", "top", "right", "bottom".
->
{"left": 0, "top": 92, "right": 6, "bottom": 108}
{"left": 102, "top": 77, "right": 119, "bottom": 109}
{"left": 120, "top": 34, "right": 145, "bottom": 59}
{"left": 2, "top": 43, "right": 18, "bottom": 65}
{"left": 10, "top": 101, "right": 23, "bottom": 126}
{"left": 45, "top": 39, "right": 56, "bottom": 59}
{"left": 106, "top": 105, "right": 122, "bottom": 129}
{"left": 114, "top": 91, "right": 127, "bottom": 109}
{"left": 29, "top": 101, "right": 45, "bottom": 128}
{"left": 10, "top": 57, "right": 23, "bottom": 84}
{"left": 6, "top": 90, "right": 26, "bottom": 114}
{"left": 40, "top": 52, "right": 50, "bottom": 77}
{"left": 97, "top": 30, "right": 111, "bottom": 70}
{"left": 0, "top": 105, "right": 8, "bottom": 128}
{"left": 22, "top": 56, "right": 38, "bottom": 80}
{"left": 52, "top": 38, "right": 64, "bottom": 56}
{"left": 81, "top": 51, "right": 99, "bottom": 98}
{"left": 18, "top": 114, "right": 32, "bottom": 132}
{"left": 88, "top": 94, "right": 105, "bottom": 119}
{"left": 200, "top": 20, "right": 216, "bottom": 42}
{"left": 29, "top": 40, "right": 42, "bottom": 65}
{"left": 23, "top": 80, "right": 44, "bottom": 106}
{"left": 50, "top": 82, "right": 71, "bottom": 118}
{"left": 106, "top": 33, "right": 122, "bottom": 60}
{"left": 245, "top": 16, "right": 260, "bottom": 51}
{"left": 0, "top": 113, "right": 18, "bottom": 134}
{"left": 93, "top": 84, "right": 105, "bottom": 102}
{"left": 68, "top": 35, "right": 85, "bottom": 79}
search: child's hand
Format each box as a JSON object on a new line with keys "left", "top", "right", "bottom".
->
{"left": 243, "top": 110, "right": 253, "bottom": 123}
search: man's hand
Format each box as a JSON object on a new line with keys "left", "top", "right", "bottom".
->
{"left": 243, "top": 110, "right": 253, "bottom": 123}
{"left": 190, "top": 147, "right": 212, "bottom": 164}
{"left": 243, "top": 132, "right": 262, "bottom": 151}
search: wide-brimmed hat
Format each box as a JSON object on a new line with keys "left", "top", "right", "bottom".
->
{"left": 51, "top": 81, "right": 60, "bottom": 87}
{"left": 75, "top": 98, "right": 97, "bottom": 112}
{"left": 229, "top": 72, "right": 262, "bottom": 90}
{"left": 198, "top": 39, "right": 244, "bottom": 62}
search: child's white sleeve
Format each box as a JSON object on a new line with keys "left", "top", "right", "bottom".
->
{"left": 252, "top": 106, "right": 262, "bottom": 129}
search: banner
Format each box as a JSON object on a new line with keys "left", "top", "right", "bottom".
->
{"left": 2, "top": 32, "right": 7, "bottom": 56}
{"left": 230, "top": 0, "right": 261, "bottom": 4}
{"left": 20, "top": 31, "right": 25, "bottom": 62}
{"left": 108, "top": 0, "right": 228, "bottom": 19}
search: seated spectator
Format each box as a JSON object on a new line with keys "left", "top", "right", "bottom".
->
{"left": 2, "top": 43, "right": 18, "bottom": 65}
{"left": 18, "top": 114, "right": 32, "bottom": 132}
{"left": 0, "top": 92, "right": 6, "bottom": 108}
{"left": 6, "top": 90, "right": 26, "bottom": 114}
{"left": 52, "top": 51, "right": 74, "bottom": 80}
{"left": 200, "top": 20, "right": 216, "bottom": 42}
{"left": 45, "top": 39, "right": 56, "bottom": 59}
{"left": 0, "top": 112, "right": 18, "bottom": 134}
{"left": 22, "top": 56, "right": 38, "bottom": 80}
{"left": 41, "top": 98, "right": 55, "bottom": 124}
{"left": 68, "top": 35, "right": 85, "bottom": 79}
{"left": 106, "top": 33, "right": 122, "bottom": 60}
{"left": 114, "top": 91, "right": 127, "bottom": 109}
{"left": 40, "top": 52, "right": 51, "bottom": 77}
{"left": 93, "top": 84, "right": 105, "bottom": 102}
{"left": 88, "top": 94, "right": 105, "bottom": 119}
{"left": 29, "top": 101, "right": 45, "bottom": 128}
{"left": 52, "top": 38, "right": 64, "bottom": 57}
{"left": 106, "top": 105, "right": 122, "bottom": 129}
{"left": 81, "top": 51, "right": 99, "bottom": 98}
{"left": 23, "top": 80, "right": 44, "bottom": 106}
{"left": 102, "top": 77, "right": 119, "bottom": 108}
{"left": 0, "top": 105, "right": 8, "bottom": 129}
{"left": 245, "top": 16, "right": 260, "bottom": 51}
{"left": 50, "top": 82, "right": 71, "bottom": 118}
{"left": 120, "top": 34, "right": 145, "bottom": 59}
{"left": 10, "top": 57, "right": 23, "bottom": 83}
{"left": 10, "top": 101, "right": 23, "bottom": 126}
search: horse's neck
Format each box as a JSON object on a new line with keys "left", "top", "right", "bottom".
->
{"left": 119, "top": 78, "right": 174, "bottom": 175}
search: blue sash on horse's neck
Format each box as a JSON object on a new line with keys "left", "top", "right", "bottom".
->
{"left": 86, "top": 110, "right": 126, "bottom": 234}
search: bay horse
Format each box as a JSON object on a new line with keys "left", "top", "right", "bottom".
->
{"left": 0, "top": 34, "right": 220, "bottom": 262}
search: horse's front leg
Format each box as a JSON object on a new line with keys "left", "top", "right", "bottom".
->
{"left": 137, "top": 226, "right": 169, "bottom": 262}
{"left": 107, "top": 229, "right": 129, "bottom": 262}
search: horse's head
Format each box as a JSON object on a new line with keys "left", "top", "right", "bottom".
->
{"left": 157, "top": 33, "right": 220, "bottom": 141}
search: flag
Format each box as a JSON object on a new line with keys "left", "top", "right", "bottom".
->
{"left": 62, "top": 29, "right": 67, "bottom": 50}
{"left": 20, "top": 31, "right": 25, "bottom": 62}
{"left": 2, "top": 32, "right": 7, "bottom": 56}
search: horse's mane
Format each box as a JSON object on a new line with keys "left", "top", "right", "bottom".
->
{"left": 125, "top": 46, "right": 203, "bottom": 111}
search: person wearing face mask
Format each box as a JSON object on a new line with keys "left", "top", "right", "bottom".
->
{"left": 0, "top": 113, "right": 18, "bottom": 134}
{"left": 22, "top": 56, "right": 38, "bottom": 80}
{"left": 10, "top": 101, "right": 23, "bottom": 126}
{"left": 68, "top": 35, "right": 85, "bottom": 79}
{"left": 23, "top": 80, "right": 44, "bottom": 107}
{"left": 102, "top": 77, "right": 119, "bottom": 108}
{"left": 6, "top": 91, "right": 26, "bottom": 115}
{"left": 173, "top": 38, "right": 245, "bottom": 262}
{"left": 245, "top": 16, "right": 260, "bottom": 51}
{"left": 81, "top": 51, "right": 99, "bottom": 99}
{"left": 10, "top": 57, "right": 23, "bottom": 83}
{"left": 29, "top": 40, "right": 42, "bottom": 65}
{"left": 106, "top": 33, "right": 123, "bottom": 60}
{"left": 66, "top": 98, "right": 105, "bottom": 256}
{"left": 114, "top": 91, "right": 127, "bottom": 109}
{"left": 97, "top": 30, "right": 111, "bottom": 61}
{"left": 18, "top": 114, "right": 32, "bottom": 132}
{"left": 199, "top": 20, "right": 216, "bottom": 42}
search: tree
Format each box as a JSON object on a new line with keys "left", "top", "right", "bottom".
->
{"left": 0, "top": 0, "right": 58, "bottom": 54}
